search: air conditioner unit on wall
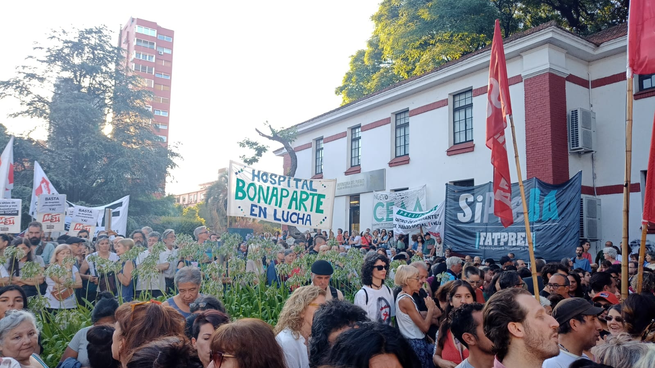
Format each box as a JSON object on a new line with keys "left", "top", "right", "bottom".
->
{"left": 580, "top": 196, "right": 601, "bottom": 240}
{"left": 568, "top": 108, "right": 596, "bottom": 153}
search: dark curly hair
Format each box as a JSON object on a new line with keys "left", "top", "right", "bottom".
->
{"left": 483, "top": 288, "right": 530, "bottom": 361}
{"left": 309, "top": 299, "right": 369, "bottom": 367}
{"left": 360, "top": 253, "right": 389, "bottom": 286}
{"left": 324, "top": 322, "right": 421, "bottom": 368}
{"left": 126, "top": 336, "right": 202, "bottom": 368}
{"left": 498, "top": 270, "right": 522, "bottom": 290}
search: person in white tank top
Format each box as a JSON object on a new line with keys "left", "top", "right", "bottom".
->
{"left": 394, "top": 265, "right": 437, "bottom": 368}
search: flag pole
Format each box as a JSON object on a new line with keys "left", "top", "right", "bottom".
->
{"left": 637, "top": 223, "right": 648, "bottom": 292}
{"left": 621, "top": 76, "right": 634, "bottom": 300}
{"left": 508, "top": 115, "right": 539, "bottom": 301}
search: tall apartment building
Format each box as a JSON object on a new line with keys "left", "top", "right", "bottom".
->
{"left": 119, "top": 17, "right": 174, "bottom": 145}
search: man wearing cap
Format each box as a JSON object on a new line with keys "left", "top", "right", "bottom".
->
{"left": 311, "top": 260, "right": 343, "bottom": 301}
{"left": 591, "top": 291, "right": 619, "bottom": 329}
{"left": 542, "top": 298, "right": 603, "bottom": 368}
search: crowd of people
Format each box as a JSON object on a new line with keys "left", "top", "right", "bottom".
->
{"left": 0, "top": 222, "right": 653, "bottom": 368}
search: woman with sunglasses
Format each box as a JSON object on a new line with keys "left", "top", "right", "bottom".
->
{"left": 111, "top": 300, "right": 186, "bottom": 366}
{"left": 274, "top": 286, "right": 326, "bottom": 368}
{"left": 208, "top": 318, "right": 286, "bottom": 368}
{"left": 606, "top": 304, "right": 625, "bottom": 336}
{"left": 353, "top": 254, "right": 395, "bottom": 325}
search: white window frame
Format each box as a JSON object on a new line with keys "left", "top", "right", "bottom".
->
{"left": 157, "top": 46, "right": 172, "bottom": 54}
{"left": 155, "top": 72, "right": 171, "bottom": 79}
{"left": 135, "top": 38, "right": 155, "bottom": 49}
{"left": 157, "top": 34, "right": 173, "bottom": 42}
{"left": 154, "top": 109, "right": 169, "bottom": 117}
{"left": 134, "top": 51, "right": 155, "bottom": 62}
{"left": 136, "top": 25, "right": 157, "bottom": 37}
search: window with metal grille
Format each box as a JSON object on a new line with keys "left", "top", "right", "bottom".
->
{"left": 453, "top": 90, "right": 473, "bottom": 144}
{"left": 351, "top": 126, "right": 361, "bottom": 167}
{"left": 395, "top": 111, "right": 409, "bottom": 157}
{"left": 315, "top": 138, "right": 324, "bottom": 175}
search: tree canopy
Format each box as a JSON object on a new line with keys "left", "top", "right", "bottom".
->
{"left": 335, "top": 0, "right": 629, "bottom": 105}
{"left": 0, "top": 26, "right": 180, "bottom": 227}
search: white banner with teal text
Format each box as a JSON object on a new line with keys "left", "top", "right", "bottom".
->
{"left": 372, "top": 186, "right": 427, "bottom": 230}
{"left": 227, "top": 161, "right": 336, "bottom": 229}
{"left": 393, "top": 202, "right": 445, "bottom": 236}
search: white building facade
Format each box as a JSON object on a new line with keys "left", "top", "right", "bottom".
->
{"left": 276, "top": 23, "right": 655, "bottom": 253}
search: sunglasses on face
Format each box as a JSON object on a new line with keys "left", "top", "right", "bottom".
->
{"left": 373, "top": 265, "right": 389, "bottom": 271}
{"left": 210, "top": 351, "right": 235, "bottom": 367}
{"left": 606, "top": 316, "right": 624, "bottom": 323}
{"left": 593, "top": 302, "right": 611, "bottom": 310}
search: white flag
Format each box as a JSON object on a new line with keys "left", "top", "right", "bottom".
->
{"left": 29, "top": 161, "right": 59, "bottom": 217}
{"left": 0, "top": 137, "right": 14, "bottom": 199}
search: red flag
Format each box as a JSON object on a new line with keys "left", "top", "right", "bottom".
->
{"left": 628, "top": 0, "right": 655, "bottom": 76}
{"left": 486, "top": 20, "right": 513, "bottom": 228}
{"left": 643, "top": 113, "right": 655, "bottom": 224}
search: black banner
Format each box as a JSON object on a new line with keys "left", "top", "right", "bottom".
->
{"left": 444, "top": 172, "right": 581, "bottom": 261}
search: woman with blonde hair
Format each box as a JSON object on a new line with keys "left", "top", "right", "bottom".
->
{"left": 395, "top": 265, "right": 437, "bottom": 368}
{"left": 45, "top": 244, "right": 82, "bottom": 310}
{"left": 591, "top": 333, "right": 649, "bottom": 368}
{"left": 115, "top": 238, "right": 137, "bottom": 302}
{"left": 274, "top": 285, "right": 326, "bottom": 368}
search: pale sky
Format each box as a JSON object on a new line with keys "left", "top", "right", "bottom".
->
{"left": 0, "top": 0, "right": 381, "bottom": 196}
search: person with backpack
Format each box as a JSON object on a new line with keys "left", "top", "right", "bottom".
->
{"left": 310, "top": 260, "right": 343, "bottom": 301}
{"left": 354, "top": 253, "right": 395, "bottom": 325}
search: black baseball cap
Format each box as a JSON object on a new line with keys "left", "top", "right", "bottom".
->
{"left": 552, "top": 297, "right": 604, "bottom": 325}
{"left": 311, "top": 260, "right": 334, "bottom": 276}
{"left": 66, "top": 237, "right": 85, "bottom": 245}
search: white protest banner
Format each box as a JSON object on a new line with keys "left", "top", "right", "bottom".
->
{"left": 29, "top": 161, "right": 59, "bottom": 217}
{"left": 227, "top": 161, "right": 336, "bottom": 229}
{"left": 69, "top": 206, "right": 101, "bottom": 236}
{"left": 0, "top": 137, "right": 14, "bottom": 199}
{"left": 0, "top": 199, "right": 21, "bottom": 233}
{"left": 372, "top": 186, "right": 427, "bottom": 230}
{"left": 65, "top": 195, "right": 130, "bottom": 236}
{"left": 393, "top": 202, "right": 445, "bottom": 236}
{"left": 36, "top": 194, "right": 67, "bottom": 232}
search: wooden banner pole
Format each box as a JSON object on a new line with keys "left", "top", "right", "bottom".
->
{"left": 508, "top": 115, "right": 540, "bottom": 301}
{"left": 621, "top": 76, "right": 634, "bottom": 300}
{"left": 637, "top": 224, "right": 648, "bottom": 292}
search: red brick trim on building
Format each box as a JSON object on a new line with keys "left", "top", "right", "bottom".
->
{"left": 362, "top": 117, "right": 391, "bottom": 132}
{"left": 294, "top": 142, "right": 312, "bottom": 152}
{"left": 324, "top": 131, "right": 347, "bottom": 143}
{"left": 524, "top": 73, "right": 570, "bottom": 184}
{"left": 508, "top": 75, "right": 523, "bottom": 86}
{"left": 472, "top": 86, "right": 487, "bottom": 97}
{"left": 635, "top": 89, "right": 655, "bottom": 100}
{"left": 581, "top": 183, "right": 641, "bottom": 196}
{"left": 344, "top": 166, "right": 362, "bottom": 176}
{"left": 591, "top": 72, "right": 626, "bottom": 89}
{"left": 388, "top": 156, "right": 410, "bottom": 167}
{"left": 311, "top": 173, "right": 324, "bottom": 179}
{"left": 409, "top": 99, "right": 448, "bottom": 117}
{"left": 566, "top": 74, "right": 589, "bottom": 89}
{"left": 446, "top": 141, "right": 475, "bottom": 156}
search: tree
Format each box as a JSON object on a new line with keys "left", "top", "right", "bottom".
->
{"left": 336, "top": 0, "right": 628, "bottom": 104}
{"left": 0, "top": 26, "right": 179, "bottom": 207}
{"left": 238, "top": 123, "right": 308, "bottom": 239}
{"left": 199, "top": 171, "right": 229, "bottom": 233}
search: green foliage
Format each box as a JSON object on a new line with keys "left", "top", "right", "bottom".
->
{"left": 336, "top": 0, "right": 628, "bottom": 104}
{"left": 0, "top": 25, "right": 179, "bottom": 213}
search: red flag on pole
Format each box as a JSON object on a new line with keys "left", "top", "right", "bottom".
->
{"left": 628, "top": 0, "right": 655, "bottom": 76}
{"left": 643, "top": 113, "right": 655, "bottom": 225}
{"left": 486, "top": 19, "right": 513, "bottom": 228}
